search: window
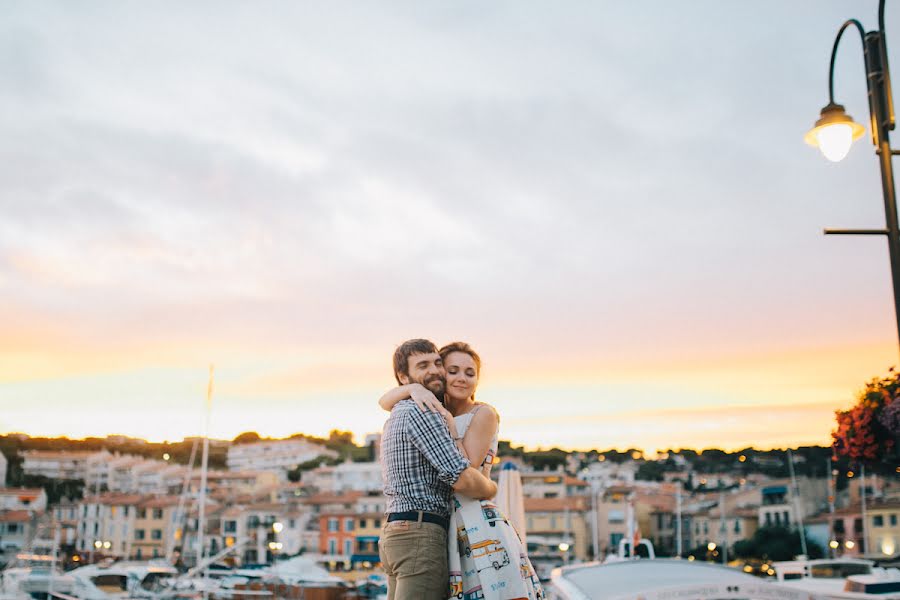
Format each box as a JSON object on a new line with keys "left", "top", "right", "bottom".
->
{"left": 359, "top": 519, "right": 366, "bottom": 529}
{"left": 734, "top": 520, "right": 741, "bottom": 533}
{"left": 153, "top": 509, "right": 164, "bottom": 519}
{"left": 224, "top": 521, "right": 237, "bottom": 533}
{"left": 607, "top": 510, "right": 624, "bottom": 524}
{"left": 374, "top": 519, "right": 381, "bottom": 528}
{"left": 137, "top": 509, "right": 147, "bottom": 519}
{"left": 328, "top": 539, "right": 337, "bottom": 554}
{"left": 783, "top": 511, "right": 790, "bottom": 526}
{"left": 343, "top": 539, "right": 352, "bottom": 555}
{"left": 8, "top": 524, "right": 18, "bottom": 534}
{"left": 891, "top": 514, "right": 898, "bottom": 526}
{"left": 151, "top": 529, "right": 162, "bottom": 540}
{"left": 328, "top": 518, "right": 339, "bottom": 532}
{"left": 873, "top": 515, "right": 884, "bottom": 527}
{"left": 345, "top": 518, "right": 354, "bottom": 531}
{"left": 135, "top": 529, "right": 146, "bottom": 540}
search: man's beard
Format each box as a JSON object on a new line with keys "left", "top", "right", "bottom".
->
{"left": 419, "top": 374, "right": 446, "bottom": 400}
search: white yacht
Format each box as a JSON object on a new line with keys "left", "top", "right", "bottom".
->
{"left": 772, "top": 558, "right": 900, "bottom": 599}
{"left": 66, "top": 561, "right": 178, "bottom": 600}
{"left": 1, "top": 555, "right": 75, "bottom": 600}
{"left": 549, "top": 559, "right": 812, "bottom": 600}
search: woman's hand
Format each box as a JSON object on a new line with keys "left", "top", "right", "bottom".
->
{"left": 409, "top": 384, "right": 445, "bottom": 414}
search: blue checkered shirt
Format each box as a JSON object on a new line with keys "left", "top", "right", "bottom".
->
{"left": 381, "top": 399, "right": 470, "bottom": 518}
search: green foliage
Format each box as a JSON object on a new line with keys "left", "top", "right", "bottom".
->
{"left": 233, "top": 432, "right": 262, "bottom": 445}
{"left": 286, "top": 455, "right": 342, "bottom": 482}
{"left": 526, "top": 448, "right": 567, "bottom": 471}
{"left": 635, "top": 461, "right": 666, "bottom": 482}
{"left": 21, "top": 475, "right": 84, "bottom": 504}
{"left": 732, "top": 526, "right": 824, "bottom": 561}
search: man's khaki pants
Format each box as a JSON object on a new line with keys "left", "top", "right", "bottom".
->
{"left": 379, "top": 519, "right": 448, "bottom": 600}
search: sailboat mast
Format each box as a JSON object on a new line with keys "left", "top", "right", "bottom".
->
{"left": 197, "top": 365, "right": 213, "bottom": 599}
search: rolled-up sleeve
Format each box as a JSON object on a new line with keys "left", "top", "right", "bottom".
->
{"left": 407, "top": 409, "right": 470, "bottom": 486}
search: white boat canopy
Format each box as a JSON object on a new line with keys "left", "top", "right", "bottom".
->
{"left": 551, "top": 559, "right": 815, "bottom": 600}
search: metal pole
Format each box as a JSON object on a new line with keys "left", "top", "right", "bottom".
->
{"left": 864, "top": 29, "right": 900, "bottom": 353}
{"left": 719, "top": 490, "right": 727, "bottom": 564}
{"left": 860, "top": 465, "right": 869, "bottom": 556}
{"left": 787, "top": 450, "right": 808, "bottom": 557}
{"left": 823, "top": 2, "right": 900, "bottom": 356}
{"left": 198, "top": 366, "right": 213, "bottom": 600}
{"left": 827, "top": 459, "right": 836, "bottom": 558}
{"left": 675, "top": 482, "right": 683, "bottom": 558}
{"left": 590, "top": 482, "right": 599, "bottom": 561}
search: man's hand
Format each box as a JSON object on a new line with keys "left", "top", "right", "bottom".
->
{"left": 453, "top": 467, "right": 497, "bottom": 500}
{"left": 409, "top": 384, "right": 450, "bottom": 419}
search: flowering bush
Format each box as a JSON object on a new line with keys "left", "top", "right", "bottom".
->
{"left": 832, "top": 369, "right": 899, "bottom": 465}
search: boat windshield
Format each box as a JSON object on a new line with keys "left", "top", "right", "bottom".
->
{"left": 91, "top": 574, "right": 128, "bottom": 592}
{"left": 810, "top": 563, "right": 871, "bottom": 579}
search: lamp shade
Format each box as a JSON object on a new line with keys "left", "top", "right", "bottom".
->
{"left": 804, "top": 102, "right": 866, "bottom": 162}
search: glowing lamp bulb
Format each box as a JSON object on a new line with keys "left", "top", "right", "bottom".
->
{"left": 815, "top": 124, "right": 854, "bottom": 162}
{"left": 804, "top": 102, "right": 865, "bottom": 162}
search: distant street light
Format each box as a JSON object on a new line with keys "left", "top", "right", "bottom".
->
{"left": 707, "top": 542, "right": 717, "bottom": 552}
{"left": 806, "top": 0, "right": 900, "bottom": 355}
{"left": 272, "top": 522, "right": 284, "bottom": 533}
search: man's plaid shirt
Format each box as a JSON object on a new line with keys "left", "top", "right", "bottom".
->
{"left": 381, "top": 399, "right": 470, "bottom": 518}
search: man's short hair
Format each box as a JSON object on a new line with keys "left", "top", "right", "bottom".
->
{"left": 393, "top": 338, "right": 439, "bottom": 384}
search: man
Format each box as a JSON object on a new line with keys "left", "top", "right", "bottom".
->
{"left": 379, "top": 339, "right": 498, "bottom": 600}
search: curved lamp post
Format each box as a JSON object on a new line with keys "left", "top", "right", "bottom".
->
{"left": 806, "top": 0, "right": 900, "bottom": 354}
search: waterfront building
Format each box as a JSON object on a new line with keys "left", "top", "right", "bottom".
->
{"left": 21, "top": 450, "right": 95, "bottom": 480}
{"left": 0, "top": 488, "right": 47, "bottom": 512}
{"left": 524, "top": 496, "right": 590, "bottom": 566}
{"left": 303, "top": 460, "right": 383, "bottom": 494}
{"left": 0, "top": 510, "right": 39, "bottom": 564}
{"left": 132, "top": 496, "right": 181, "bottom": 560}
{"left": 520, "top": 469, "right": 589, "bottom": 499}
{"left": 226, "top": 439, "right": 337, "bottom": 480}
{"left": 76, "top": 493, "right": 143, "bottom": 558}
{"left": 758, "top": 477, "right": 828, "bottom": 529}
{"left": 689, "top": 506, "right": 759, "bottom": 553}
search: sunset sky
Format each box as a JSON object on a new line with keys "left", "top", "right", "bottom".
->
{"left": 1, "top": 1, "right": 898, "bottom": 453}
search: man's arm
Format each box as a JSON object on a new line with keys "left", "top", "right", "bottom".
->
{"left": 406, "top": 407, "right": 471, "bottom": 486}
{"left": 453, "top": 467, "right": 497, "bottom": 500}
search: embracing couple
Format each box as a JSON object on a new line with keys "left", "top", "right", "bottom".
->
{"left": 378, "top": 339, "right": 544, "bottom": 600}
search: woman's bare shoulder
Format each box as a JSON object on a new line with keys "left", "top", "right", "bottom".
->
{"left": 473, "top": 402, "right": 500, "bottom": 424}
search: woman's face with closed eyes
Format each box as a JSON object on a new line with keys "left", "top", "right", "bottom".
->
{"left": 444, "top": 351, "right": 479, "bottom": 402}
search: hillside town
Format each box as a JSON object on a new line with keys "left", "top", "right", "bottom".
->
{"left": 1, "top": 434, "right": 898, "bottom": 584}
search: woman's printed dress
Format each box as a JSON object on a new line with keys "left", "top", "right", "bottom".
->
{"left": 447, "top": 407, "right": 544, "bottom": 600}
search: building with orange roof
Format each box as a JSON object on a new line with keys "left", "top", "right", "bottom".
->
{"left": 76, "top": 493, "right": 144, "bottom": 558}
{"left": 520, "top": 469, "right": 589, "bottom": 499}
{"left": 132, "top": 495, "right": 182, "bottom": 560}
{"left": 805, "top": 498, "right": 900, "bottom": 558}
{"left": 524, "top": 496, "right": 590, "bottom": 568}
{"left": 0, "top": 487, "right": 48, "bottom": 512}
{"left": 0, "top": 510, "right": 40, "bottom": 563}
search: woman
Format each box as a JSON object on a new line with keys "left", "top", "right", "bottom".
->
{"left": 379, "top": 342, "right": 544, "bottom": 600}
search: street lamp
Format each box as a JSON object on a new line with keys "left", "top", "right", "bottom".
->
{"left": 806, "top": 0, "right": 900, "bottom": 354}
